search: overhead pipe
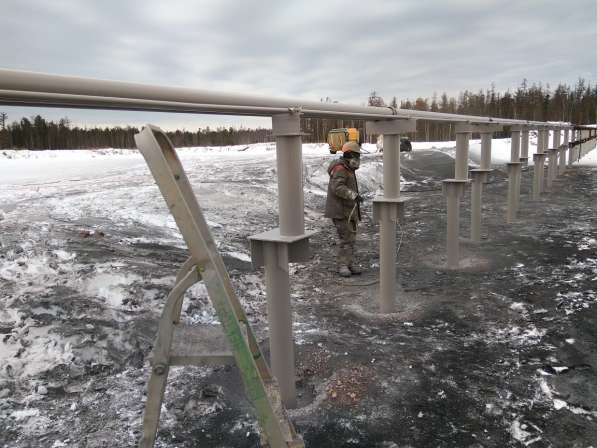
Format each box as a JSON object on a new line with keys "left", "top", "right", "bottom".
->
{"left": 0, "top": 69, "right": 566, "bottom": 126}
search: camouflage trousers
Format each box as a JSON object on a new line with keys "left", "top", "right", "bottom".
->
{"left": 332, "top": 218, "right": 357, "bottom": 267}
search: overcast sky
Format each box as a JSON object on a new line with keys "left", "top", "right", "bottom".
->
{"left": 1, "top": 0, "right": 596, "bottom": 130}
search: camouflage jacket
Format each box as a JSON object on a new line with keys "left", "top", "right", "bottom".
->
{"left": 324, "top": 159, "right": 361, "bottom": 221}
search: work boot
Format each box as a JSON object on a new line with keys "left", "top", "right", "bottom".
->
{"left": 349, "top": 265, "right": 362, "bottom": 275}
{"left": 338, "top": 265, "right": 352, "bottom": 278}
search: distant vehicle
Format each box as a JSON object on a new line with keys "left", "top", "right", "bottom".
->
{"left": 327, "top": 128, "right": 360, "bottom": 154}
{"left": 399, "top": 137, "right": 412, "bottom": 152}
{"left": 327, "top": 128, "right": 412, "bottom": 154}
{"left": 376, "top": 135, "right": 412, "bottom": 152}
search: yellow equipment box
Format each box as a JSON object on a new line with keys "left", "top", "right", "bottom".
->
{"left": 327, "top": 128, "right": 360, "bottom": 154}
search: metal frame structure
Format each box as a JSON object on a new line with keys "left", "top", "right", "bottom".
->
{"left": 134, "top": 125, "right": 303, "bottom": 448}
{"left": 1, "top": 68, "right": 596, "bottom": 443}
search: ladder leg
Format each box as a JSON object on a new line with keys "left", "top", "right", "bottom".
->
{"left": 140, "top": 269, "right": 200, "bottom": 447}
{"left": 135, "top": 126, "right": 304, "bottom": 447}
{"left": 139, "top": 366, "right": 171, "bottom": 448}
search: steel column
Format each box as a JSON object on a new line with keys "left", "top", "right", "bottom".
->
{"left": 262, "top": 242, "right": 295, "bottom": 408}
{"left": 532, "top": 153, "right": 546, "bottom": 200}
{"left": 506, "top": 163, "right": 522, "bottom": 223}
{"left": 568, "top": 130, "right": 576, "bottom": 166}
{"left": 379, "top": 133, "right": 399, "bottom": 314}
{"left": 553, "top": 128, "right": 561, "bottom": 149}
{"left": 249, "top": 112, "right": 313, "bottom": 408}
{"left": 455, "top": 132, "right": 471, "bottom": 180}
{"left": 367, "top": 119, "right": 415, "bottom": 313}
{"left": 506, "top": 129, "right": 522, "bottom": 222}
{"left": 480, "top": 132, "right": 492, "bottom": 170}
{"left": 469, "top": 170, "right": 489, "bottom": 242}
{"left": 546, "top": 149, "right": 558, "bottom": 191}
{"left": 561, "top": 129, "right": 569, "bottom": 173}
{"left": 520, "top": 128, "right": 530, "bottom": 164}
{"left": 540, "top": 129, "right": 549, "bottom": 192}
{"left": 446, "top": 187, "right": 460, "bottom": 267}
{"left": 268, "top": 113, "right": 302, "bottom": 408}
{"left": 443, "top": 124, "right": 472, "bottom": 269}
{"left": 510, "top": 129, "right": 521, "bottom": 162}
{"left": 558, "top": 147, "right": 566, "bottom": 175}
{"left": 532, "top": 129, "right": 545, "bottom": 200}
{"left": 553, "top": 129, "right": 562, "bottom": 178}
{"left": 379, "top": 205, "right": 397, "bottom": 313}
{"left": 276, "top": 143, "right": 304, "bottom": 235}
{"left": 443, "top": 181, "right": 467, "bottom": 268}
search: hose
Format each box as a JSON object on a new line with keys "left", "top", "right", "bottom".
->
{"left": 347, "top": 202, "right": 359, "bottom": 233}
{"left": 341, "top": 207, "right": 405, "bottom": 286}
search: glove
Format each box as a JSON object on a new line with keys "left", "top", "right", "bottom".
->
{"left": 355, "top": 194, "right": 364, "bottom": 204}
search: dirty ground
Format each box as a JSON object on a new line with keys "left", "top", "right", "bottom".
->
{"left": 0, "top": 144, "right": 596, "bottom": 447}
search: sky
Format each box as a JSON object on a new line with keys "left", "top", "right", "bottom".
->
{"left": 1, "top": 0, "right": 596, "bottom": 131}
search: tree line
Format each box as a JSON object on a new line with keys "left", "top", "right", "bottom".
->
{"left": 0, "top": 115, "right": 272, "bottom": 150}
{"left": 303, "top": 78, "right": 597, "bottom": 142}
{"left": 1, "top": 78, "right": 595, "bottom": 149}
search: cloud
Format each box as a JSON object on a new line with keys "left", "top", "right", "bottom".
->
{"left": 1, "top": 0, "right": 596, "bottom": 128}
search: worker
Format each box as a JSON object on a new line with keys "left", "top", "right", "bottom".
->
{"left": 324, "top": 140, "right": 364, "bottom": 277}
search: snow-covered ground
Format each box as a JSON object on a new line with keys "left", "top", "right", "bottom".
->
{"left": 1, "top": 137, "right": 596, "bottom": 447}
{"left": 1, "top": 137, "right": 595, "bottom": 383}
{"left": 2, "top": 133, "right": 595, "bottom": 186}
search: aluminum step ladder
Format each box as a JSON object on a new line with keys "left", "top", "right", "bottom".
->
{"left": 134, "top": 125, "right": 304, "bottom": 448}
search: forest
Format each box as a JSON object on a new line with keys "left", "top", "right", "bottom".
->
{"left": 1, "top": 78, "right": 595, "bottom": 150}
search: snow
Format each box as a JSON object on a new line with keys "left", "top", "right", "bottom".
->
{"left": 0, "top": 138, "right": 595, "bottom": 445}
{"left": 11, "top": 408, "right": 40, "bottom": 421}
{"left": 83, "top": 271, "right": 142, "bottom": 309}
{"left": 510, "top": 420, "right": 532, "bottom": 443}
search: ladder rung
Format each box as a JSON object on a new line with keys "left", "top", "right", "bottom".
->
{"left": 153, "top": 324, "right": 235, "bottom": 367}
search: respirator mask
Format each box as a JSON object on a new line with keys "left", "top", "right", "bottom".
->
{"left": 344, "top": 151, "right": 360, "bottom": 170}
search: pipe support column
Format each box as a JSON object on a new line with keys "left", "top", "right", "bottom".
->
{"left": 558, "top": 147, "right": 566, "bottom": 175}
{"left": 469, "top": 170, "right": 490, "bottom": 242}
{"left": 455, "top": 131, "right": 471, "bottom": 180}
{"left": 558, "top": 129, "right": 568, "bottom": 175}
{"left": 510, "top": 128, "right": 521, "bottom": 162}
{"left": 467, "top": 124, "right": 500, "bottom": 241}
{"left": 506, "top": 163, "right": 523, "bottom": 223}
{"left": 248, "top": 112, "right": 315, "bottom": 408}
{"left": 507, "top": 127, "right": 522, "bottom": 222}
{"left": 442, "top": 123, "right": 476, "bottom": 269}
{"left": 443, "top": 181, "right": 467, "bottom": 268}
{"left": 546, "top": 149, "right": 558, "bottom": 191}
{"left": 532, "top": 129, "right": 546, "bottom": 200}
{"left": 520, "top": 128, "right": 530, "bottom": 165}
{"left": 366, "top": 119, "right": 416, "bottom": 313}
{"left": 480, "top": 132, "right": 492, "bottom": 171}
{"left": 532, "top": 153, "right": 546, "bottom": 200}
{"left": 262, "top": 242, "right": 295, "bottom": 407}
{"left": 570, "top": 130, "right": 577, "bottom": 164}
{"left": 539, "top": 129, "right": 549, "bottom": 193}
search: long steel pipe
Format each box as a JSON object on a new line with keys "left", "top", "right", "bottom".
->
{"left": 0, "top": 69, "right": 567, "bottom": 126}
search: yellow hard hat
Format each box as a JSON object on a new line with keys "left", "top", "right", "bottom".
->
{"left": 341, "top": 141, "right": 361, "bottom": 154}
